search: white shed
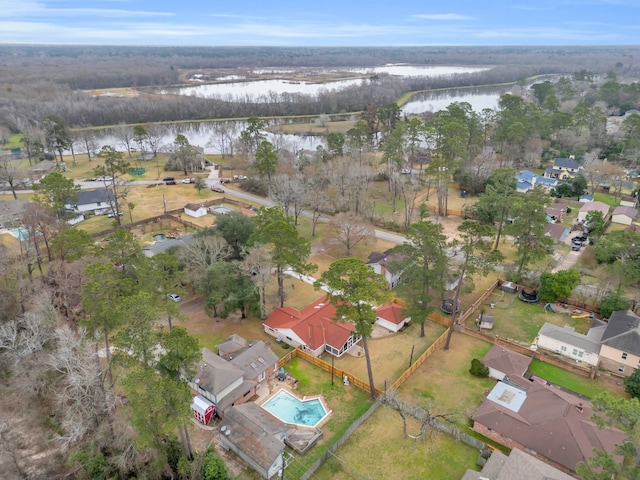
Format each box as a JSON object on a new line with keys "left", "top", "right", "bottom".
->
{"left": 611, "top": 206, "right": 638, "bottom": 225}
{"left": 184, "top": 203, "right": 208, "bottom": 218}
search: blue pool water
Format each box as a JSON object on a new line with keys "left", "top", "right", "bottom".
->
{"left": 11, "top": 227, "right": 29, "bottom": 241}
{"left": 261, "top": 390, "right": 328, "bottom": 427}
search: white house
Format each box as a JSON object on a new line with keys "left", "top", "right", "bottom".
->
{"left": 611, "top": 205, "right": 638, "bottom": 225}
{"left": 184, "top": 203, "right": 208, "bottom": 218}
{"left": 366, "top": 249, "right": 406, "bottom": 288}
{"left": 65, "top": 188, "right": 115, "bottom": 214}
{"left": 375, "top": 303, "right": 410, "bottom": 332}
{"left": 263, "top": 297, "right": 360, "bottom": 357}
{"left": 515, "top": 170, "right": 559, "bottom": 193}
{"left": 535, "top": 322, "right": 604, "bottom": 367}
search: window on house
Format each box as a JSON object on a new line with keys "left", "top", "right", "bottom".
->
{"left": 572, "top": 348, "right": 579, "bottom": 356}
{"left": 578, "top": 351, "right": 584, "bottom": 358}
{"left": 622, "top": 353, "right": 628, "bottom": 360}
{"left": 619, "top": 365, "right": 626, "bottom": 373}
{"left": 560, "top": 345, "right": 567, "bottom": 352}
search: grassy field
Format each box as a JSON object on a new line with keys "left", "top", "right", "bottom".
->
{"left": 312, "top": 406, "right": 481, "bottom": 480}
{"left": 593, "top": 192, "right": 620, "bottom": 207}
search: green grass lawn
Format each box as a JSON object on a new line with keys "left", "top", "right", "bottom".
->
{"left": 593, "top": 192, "right": 620, "bottom": 207}
{"left": 397, "top": 333, "right": 495, "bottom": 418}
{"left": 468, "top": 294, "right": 592, "bottom": 345}
{"left": 527, "top": 359, "right": 621, "bottom": 399}
{"left": 4, "top": 134, "right": 23, "bottom": 149}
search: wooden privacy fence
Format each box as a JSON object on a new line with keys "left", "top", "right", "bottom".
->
{"left": 276, "top": 330, "right": 450, "bottom": 398}
{"left": 391, "top": 330, "right": 448, "bottom": 390}
{"left": 459, "top": 278, "right": 501, "bottom": 324}
{"left": 276, "top": 348, "right": 383, "bottom": 397}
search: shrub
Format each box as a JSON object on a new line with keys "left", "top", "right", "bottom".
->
{"left": 600, "top": 290, "right": 630, "bottom": 319}
{"left": 624, "top": 368, "right": 640, "bottom": 399}
{"left": 469, "top": 358, "right": 489, "bottom": 377}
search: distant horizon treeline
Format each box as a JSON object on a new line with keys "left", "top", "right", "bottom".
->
{"left": 0, "top": 45, "right": 638, "bottom": 130}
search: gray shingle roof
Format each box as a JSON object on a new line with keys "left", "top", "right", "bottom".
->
{"left": 612, "top": 205, "right": 638, "bottom": 219}
{"left": 473, "top": 375, "right": 626, "bottom": 472}
{"left": 538, "top": 322, "right": 602, "bottom": 354}
{"left": 194, "top": 348, "right": 245, "bottom": 396}
{"left": 601, "top": 310, "right": 640, "bottom": 355}
{"left": 75, "top": 187, "right": 114, "bottom": 206}
{"left": 462, "top": 448, "right": 575, "bottom": 480}
{"left": 219, "top": 403, "right": 287, "bottom": 473}
{"left": 227, "top": 341, "right": 279, "bottom": 380}
{"left": 554, "top": 157, "right": 581, "bottom": 170}
{"left": 482, "top": 345, "right": 532, "bottom": 377}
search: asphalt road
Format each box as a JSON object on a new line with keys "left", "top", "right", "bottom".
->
{"left": 5, "top": 172, "right": 409, "bottom": 246}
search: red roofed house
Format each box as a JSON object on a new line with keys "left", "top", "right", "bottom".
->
{"left": 375, "top": 302, "right": 410, "bottom": 333}
{"left": 263, "top": 297, "right": 360, "bottom": 357}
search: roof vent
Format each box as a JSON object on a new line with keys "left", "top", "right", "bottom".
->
{"left": 251, "top": 362, "right": 258, "bottom": 369}
{"left": 258, "top": 357, "right": 266, "bottom": 364}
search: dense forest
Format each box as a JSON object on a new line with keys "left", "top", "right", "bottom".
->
{"left": 1, "top": 45, "right": 639, "bottom": 129}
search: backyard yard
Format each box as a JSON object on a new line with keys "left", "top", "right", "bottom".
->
{"left": 396, "top": 333, "right": 495, "bottom": 420}
{"left": 326, "top": 321, "right": 447, "bottom": 392}
{"left": 465, "top": 290, "right": 595, "bottom": 345}
{"left": 312, "top": 405, "right": 481, "bottom": 480}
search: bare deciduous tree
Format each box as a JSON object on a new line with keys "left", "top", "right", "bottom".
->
{"left": 269, "top": 173, "right": 306, "bottom": 224}
{"left": 0, "top": 157, "right": 27, "bottom": 200}
{"left": 176, "top": 233, "right": 231, "bottom": 282}
{"left": 47, "top": 326, "right": 109, "bottom": 449}
{"left": 326, "top": 212, "right": 375, "bottom": 255}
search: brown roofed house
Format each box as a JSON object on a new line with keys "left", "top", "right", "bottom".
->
{"left": 461, "top": 447, "right": 576, "bottom": 480}
{"left": 472, "top": 373, "right": 625, "bottom": 474}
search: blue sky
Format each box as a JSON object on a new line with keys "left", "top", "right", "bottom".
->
{"left": 0, "top": 0, "right": 638, "bottom": 46}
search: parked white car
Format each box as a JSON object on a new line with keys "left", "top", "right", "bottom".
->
{"left": 167, "top": 293, "right": 182, "bottom": 302}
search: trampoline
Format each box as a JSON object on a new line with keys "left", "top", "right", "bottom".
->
{"left": 440, "top": 298, "right": 460, "bottom": 314}
{"left": 518, "top": 289, "right": 539, "bottom": 303}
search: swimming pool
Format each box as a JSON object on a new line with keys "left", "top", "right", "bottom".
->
{"left": 261, "top": 389, "right": 329, "bottom": 428}
{"left": 10, "top": 227, "right": 29, "bottom": 241}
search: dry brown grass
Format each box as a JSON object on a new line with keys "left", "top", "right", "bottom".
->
{"left": 397, "top": 332, "right": 495, "bottom": 417}
{"left": 313, "top": 405, "right": 480, "bottom": 480}
{"left": 327, "top": 322, "right": 447, "bottom": 392}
